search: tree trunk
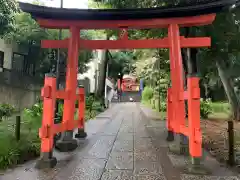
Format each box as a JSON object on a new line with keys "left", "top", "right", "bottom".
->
{"left": 216, "top": 58, "right": 240, "bottom": 121}
{"left": 96, "top": 49, "right": 109, "bottom": 107}
{"left": 203, "top": 83, "right": 209, "bottom": 99}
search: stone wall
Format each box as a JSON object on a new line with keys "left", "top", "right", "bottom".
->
{"left": 0, "top": 69, "right": 41, "bottom": 111}
{"left": 0, "top": 84, "right": 40, "bottom": 111}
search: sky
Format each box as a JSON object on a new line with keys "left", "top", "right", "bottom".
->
{"left": 18, "top": 0, "right": 88, "bottom": 9}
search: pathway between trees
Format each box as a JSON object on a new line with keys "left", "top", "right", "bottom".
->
{"left": 1, "top": 103, "right": 239, "bottom": 180}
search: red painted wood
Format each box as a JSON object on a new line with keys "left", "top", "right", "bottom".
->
{"left": 41, "top": 37, "right": 210, "bottom": 49}
{"left": 37, "top": 14, "right": 215, "bottom": 29}
{"left": 167, "top": 88, "right": 173, "bottom": 131}
{"left": 39, "top": 76, "right": 56, "bottom": 152}
{"left": 188, "top": 77, "right": 202, "bottom": 157}
{"left": 78, "top": 87, "right": 85, "bottom": 129}
{"left": 168, "top": 24, "right": 186, "bottom": 133}
{"left": 61, "top": 27, "right": 80, "bottom": 130}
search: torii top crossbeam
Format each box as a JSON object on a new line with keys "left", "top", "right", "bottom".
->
{"left": 19, "top": 0, "right": 237, "bottom": 29}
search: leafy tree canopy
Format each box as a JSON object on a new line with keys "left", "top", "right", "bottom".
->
{"left": 0, "top": 0, "right": 19, "bottom": 37}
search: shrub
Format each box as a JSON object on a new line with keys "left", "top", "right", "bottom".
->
{"left": 160, "top": 101, "right": 167, "bottom": 112}
{"left": 200, "top": 98, "right": 213, "bottom": 119}
{"left": 142, "top": 86, "right": 154, "bottom": 102}
{"left": 86, "top": 95, "right": 95, "bottom": 111}
{"left": 0, "top": 113, "right": 41, "bottom": 169}
{"left": 92, "top": 101, "right": 104, "bottom": 112}
{"left": 151, "top": 98, "right": 167, "bottom": 112}
{"left": 183, "top": 98, "right": 213, "bottom": 119}
{"left": 0, "top": 103, "right": 15, "bottom": 121}
{"left": 24, "top": 101, "right": 43, "bottom": 117}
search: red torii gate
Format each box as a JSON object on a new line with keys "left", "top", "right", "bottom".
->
{"left": 40, "top": 14, "right": 213, "bottom": 167}
{"left": 19, "top": 2, "right": 221, "bottom": 171}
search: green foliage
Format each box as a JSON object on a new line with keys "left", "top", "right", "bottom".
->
{"left": 200, "top": 98, "right": 213, "bottom": 119}
{"left": 148, "top": 98, "right": 167, "bottom": 112}
{"left": 108, "top": 51, "right": 136, "bottom": 80}
{"left": 210, "top": 102, "right": 230, "bottom": 114}
{"left": 0, "top": 113, "right": 41, "bottom": 169}
{"left": 0, "top": 96, "right": 104, "bottom": 169}
{"left": 24, "top": 101, "right": 43, "bottom": 117}
{"left": 0, "top": 103, "right": 15, "bottom": 120}
{"left": 0, "top": 0, "right": 19, "bottom": 37}
{"left": 85, "top": 96, "right": 104, "bottom": 119}
{"left": 99, "top": 0, "right": 240, "bottom": 120}
{"left": 142, "top": 86, "right": 154, "bottom": 101}
{"left": 3, "top": 12, "right": 94, "bottom": 81}
{"left": 86, "top": 96, "right": 95, "bottom": 110}
{"left": 159, "top": 101, "right": 167, "bottom": 112}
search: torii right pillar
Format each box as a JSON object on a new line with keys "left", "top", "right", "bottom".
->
{"left": 166, "top": 22, "right": 212, "bottom": 174}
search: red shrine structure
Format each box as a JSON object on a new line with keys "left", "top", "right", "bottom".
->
{"left": 19, "top": 0, "right": 237, "bottom": 170}
{"left": 118, "top": 75, "right": 140, "bottom": 92}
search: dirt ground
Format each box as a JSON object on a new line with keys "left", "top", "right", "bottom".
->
{"left": 201, "top": 118, "right": 240, "bottom": 165}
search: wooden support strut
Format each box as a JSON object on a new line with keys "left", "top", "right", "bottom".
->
{"left": 42, "top": 89, "right": 81, "bottom": 101}
{"left": 39, "top": 76, "right": 56, "bottom": 153}
{"left": 61, "top": 26, "right": 80, "bottom": 131}
{"left": 78, "top": 87, "right": 85, "bottom": 129}
{"left": 39, "top": 85, "right": 85, "bottom": 139}
{"left": 167, "top": 88, "right": 173, "bottom": 131}
{"left": 168, "top": 24, "right": 186, "bottom": 133}
{"left": 188, "top": 77, "right": 202, "bottom": 157}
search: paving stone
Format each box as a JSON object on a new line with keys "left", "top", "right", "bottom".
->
{"left": 134, "top": 175, "right": 166, "bottom": 180}
{"left": 134, "top": 161, "right": 164, "bottom": 176}
{"left": 135, "top": 130, "right": 152, "bottom": 138}
{"left": 119, "top": 126, "right": 134, "bottom": 133}
{"left": 101, "top": 170, "right": 134, "bottom": 180}
{"left": 62, "top": 159, "right": 107, "bottom": 180}
{"left": 82, "top": 136, "right": 115, "bottom": 159}
{"left": 112, "top": 140, "right": 133, "bottom": 152}
{"left": 135, "top": 138, "right": 153, "bottom": 146}
{"left": 167, "top": 153, "right": 189, "bottom": 167}
{"left": 98, "top": 129, "right": 119, "bottom": 136}
{"left": 180, "top": 174, "right": 240, "bottom": 180}
{"left": 117, "top": 133, "right": 134, "bottom": 141}
{"left": 106, "top": 152, "right": 134, "bottom": 170}
{"left": 134, "top": 138, "right": 159, "bottom": 152}
{"left": 134, "top": 151, "right": 161, "bottom": 162}
{"left": 0, "top": 167, "right": 60, "bottom": 180}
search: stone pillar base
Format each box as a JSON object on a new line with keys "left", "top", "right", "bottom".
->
{"left": 185, "top": 157, "right": 211, "bottom": 175}
{"left": 55, "top": 139, "right": 78, "bottom": 152}
{"left": 166, "top": 130, "right": 174, "bottom": 142}
{"left": 75, "top": 128, "right": 87, "bottom": 139}
{"left": 35, "top": 152, "right": 57, "bottom": 169}
{"left": 55, "top": 131, "right": 78, "bottom": 152}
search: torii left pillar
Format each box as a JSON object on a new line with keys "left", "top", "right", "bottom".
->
{"left": 55, "top": 27, "right": 79, "bottom": 152}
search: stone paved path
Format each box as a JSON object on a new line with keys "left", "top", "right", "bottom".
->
{"left": 1, "top": 103, "right": 239, "bottom": 180}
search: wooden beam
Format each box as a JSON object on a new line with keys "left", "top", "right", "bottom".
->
{"left": 41, "top": 37, "right": 211, "bottom": 49}
{"left": 37, "top": 14, "right": 216, "bottom": 29}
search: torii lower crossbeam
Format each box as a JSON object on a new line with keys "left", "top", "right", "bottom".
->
{"left": 41, "top": 37, "right": 211, "bottom": 49}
